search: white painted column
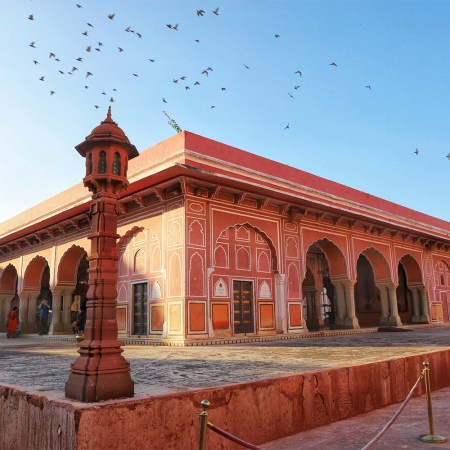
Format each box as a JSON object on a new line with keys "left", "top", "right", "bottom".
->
{"left": 375, "top": 283, "right": 390, "bottom": 325}
{"left": 387, "top": 283, "right": 402, "bottom": 326}
{"left": 274, "top": 273, "right": 287, "bottom": 333}
{"left": 343, "top": 280, "right": 360, "bottom": 329}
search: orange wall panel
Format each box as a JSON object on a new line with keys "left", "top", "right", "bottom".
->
{"left": 151, "top": 305, "right": 164, "bottom": 331}
{"left": 189, "top": 302, "right": 205, "bottom": 332}
{"left": 212, "top": 303, "right": 229, "bottom": 329}
{"left": 259, "top": 303, "right": 274, "bottom": 328}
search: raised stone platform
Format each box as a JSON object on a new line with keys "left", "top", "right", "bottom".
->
{"left": 1, "top": 326, "right": 449, "bottom": 449}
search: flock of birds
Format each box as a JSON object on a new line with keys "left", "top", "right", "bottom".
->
{"left": 25, "top": 3, "right": 363, "bottom": 133}
{"left": 25, "top": 4, "right": 450, "bottom": 161}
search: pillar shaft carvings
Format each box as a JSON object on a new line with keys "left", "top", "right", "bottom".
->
{"left": 274, "top": 273, "right": 287, "bottom": 333}
{"left": 387, "top": 283, "right": 402, "bottom": 326}
{"left": 342, "top": 280, "right": 360, "bottom": 329}
{"left": 375, "top": 283, "right": 390, "bottom": 326}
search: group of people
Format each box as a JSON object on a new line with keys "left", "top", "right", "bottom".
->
{"left": 5, "top": 298, "right": 51, "bottom": 338}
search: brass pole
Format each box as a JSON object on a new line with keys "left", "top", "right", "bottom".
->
{"left": 419, "top": 361, "right": 447, "bottom": 443}
{"left": 198, "top": 399, "right": 211, "bottom": 450}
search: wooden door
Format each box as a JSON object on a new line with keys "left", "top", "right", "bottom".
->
{"left": 233, "top": 280, "right": 254, "bottom": 334}
{"left": 133, "top": 282, "right": 148, "bottom": 335}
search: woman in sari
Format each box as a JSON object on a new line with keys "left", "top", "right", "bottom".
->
{"left": 6, "top": 306, "right": 19, "bottom": 338}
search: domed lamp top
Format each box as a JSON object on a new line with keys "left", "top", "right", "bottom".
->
{"left": 76, "top": 107, "right": 138, "bottom": 159}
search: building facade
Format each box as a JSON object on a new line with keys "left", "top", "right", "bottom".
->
{"left": 1, "top": 118, "right": 450, "bottom": 343}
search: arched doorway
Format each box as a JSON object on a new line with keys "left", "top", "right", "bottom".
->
{"left": 397, "top": 255, "right": 424, "bottom": 324}
{"left": 0, "top": 264, "right": 19, "bottom": 331}
{"left": 354, "top": 255, "right": 381, "bottom": 326}
{"left": 212, "top": 223, "right": 279, "bottom": 337}
{"left": 303, "top": 240, "right": 345, "bottom": 330}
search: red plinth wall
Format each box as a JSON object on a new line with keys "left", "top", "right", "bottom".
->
{"left": 2, "top": 349, "right": 450, "bottom": 450}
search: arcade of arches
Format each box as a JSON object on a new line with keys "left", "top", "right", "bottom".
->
{"left": 1, "top": 209, "right": 449, "bottom": 341}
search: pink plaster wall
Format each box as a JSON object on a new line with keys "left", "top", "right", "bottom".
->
{"left": 1, "top": 349, "right": 449, "bottom": 450}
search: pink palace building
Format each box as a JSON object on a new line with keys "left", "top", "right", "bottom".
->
{"left": 0, "top": 113, "right": 450, "bottom": 344}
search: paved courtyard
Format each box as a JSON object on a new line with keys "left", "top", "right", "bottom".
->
{"left": 0, "top": 325, "right": 449, "bottom": 398}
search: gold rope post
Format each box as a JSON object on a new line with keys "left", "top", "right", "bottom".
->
{"left": 198, "top": 399, "right": 210, "bottom": 450}
{"left": 419, "top": 361, "right": 447, "bottom": 444}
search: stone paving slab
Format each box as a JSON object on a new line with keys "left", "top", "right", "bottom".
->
{"left": 0, "top": 325, "right": 449, "bottom": 398}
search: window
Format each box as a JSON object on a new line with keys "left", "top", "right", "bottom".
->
{"left": 112, "top": 152, "right": 121, "bottom": 175}
{"left": 98, "top": 150, "right": 107, "bottom": 174}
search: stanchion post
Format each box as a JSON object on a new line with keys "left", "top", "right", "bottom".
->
{"left": 198, "top": 399, "right": 211, "bottom": 450}
{"left": 419, "top": 361, "right": 447, "bottom": 444}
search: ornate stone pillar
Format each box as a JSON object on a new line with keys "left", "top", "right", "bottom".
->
{"left": 18, "top": 293, "right": 29, "bottom": 329}
{"left": 66, "top": 108, "right": 136, "bottom": 402}
{"left": 333, "top": 281, "right": 346, "bottom": 326}
{"left": 375, "top": 283, "right": 390, "bottom": 325}
{"left": 342, "top": 280, "right": 360, "bottom": 329}
{"left": 387, "top": 283, "right": 402, "bottom": 326}
{"left": 274, "top": 273, "right": 287, "bottom": 333}
{"left": 420, "top": 286, "right": 430, "bottom": 323}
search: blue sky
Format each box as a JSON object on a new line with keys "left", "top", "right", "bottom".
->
{"left": 1, "top": 0, "right": 449, "bottom": 223}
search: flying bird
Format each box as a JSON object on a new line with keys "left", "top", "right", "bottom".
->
{"left": 447, "top": 153, "right": 450, "bottom": 160}
{"left": 148, "top": 58, "right": 155, "bottom": 62}
{"left": 201, "top": 70, "right": 209, "bottom": 77}
{"left": 173, "top": 79, "right": 179, "bottom": 83}
{"left": 87, "top": 23, "right": 93, "bottom": 27}
{"left": 58, "top": 70, "right": 64, "bottom": 74}
{"left": 275, "top": 34, "right": 280, "bottom": 38}
{"left": 82, "top": 31, "right": 88, "bottom": 36}
{"left": 72, "top": 66, "right": 78, "bottom": 72}
{"left": 185, "top": 86, "right": 190, "bottom": 90}
{"left": 109, "top": 97, "right": 114, "bottom": 102}
{"left": 180, "top": 76, "right": 187, "bottom": 80}
{"left": 414, "top": 148, "right": 419, "bottom": 156}
{"left": 50, "top": 91, "right": 55, "bottom": 95}
{"left": 86, "top": 46, "right": 91, "bottom": 52}
{"left": 288, "top": 93, "right": 294, "bottom": 99}
{"left": 294, "top": 85, "right": 300, "bottom": 90}
{"left": 76, "top": 57, "right": 83, "bottom": 61}
{"left": 211, "top": 105, "right": 215, "bottom": 109}
{"left": 29, "top": 42, "right": 36, "bottom": 48}
{"left": 95, "top": 47, "right": 101, "bottom": 52}
{"left": 39, "top": 76, "right": 45, "bottom": 81}
{"left": 194, "top": 39, "right": 200, "bottom": 43}
{"left": 118, "top": 47, "right": 124, "bottom": 52}
{"left": 136, "top": 32, "right": 142, "bottom": 38}
{"left": 76, "top": 4, "right": 82, "bottom": 8}
{"left": 329, "top": 62, "right": 337, "bottom": 67}
{"left": 221, "top": 87, "right": 226, "bottom": 91}
{"left": 94, "top": 105, "right": 99, "bottom": 109}
{"left": 108, "top": 13, "right": 115, "bottom": 20}
{"left": 197, "top": 9, "right": 205, "bottom": 16}
{"left": 84, "top": 85, "right": 89, "bottom": 89}
{"left": 33, "top": 60, "right": 39, "bottom": 65}
{"left": 28, "top": 14, "right": 34, "bottom": 20}
{"left": 132, "top": 73, "right": 139, "bottom": 77}
{"left": 365, "top": 85, "right": 372, "bottom": 90}
{"left": 102, "top": 92, "right": 107, "bottom": 95}
{"left": 244, "top": 64, "right": 250, "bottom": 69}
{"left": 212, "top": 7, "right": 220, "bottom": 15}
{"left": 86, "top": 71, "right": 93, "bottom": 77}
{"left": 49, "top": 52, "right": 55, "bottom": 58}
{"left": 284, "top": 123, "right": 290, "bottom": 130}
{"left": 166, "top": 23, "right": 179, "bottom": 30}
{"left": 162, "top": 98, "right": 168, "bottom": 103}
{"left": 194, "top": 81, "right": 200, "bottom": 85}
{"left": 98, "top": 42, "right": 103, "bottom": 47}
{"left": 295, "top": 70, "right": 302, "bottom": 76}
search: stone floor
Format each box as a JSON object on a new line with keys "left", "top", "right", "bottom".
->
{"left": 1, "top": 325, "right": 450, "bottom": 449}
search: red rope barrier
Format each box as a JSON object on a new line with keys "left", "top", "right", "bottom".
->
{"left": 360, "top": 372, "right": 424, "bottom": 450}
{"left": 207, "top": 422, "right": 264, "bottom": 450}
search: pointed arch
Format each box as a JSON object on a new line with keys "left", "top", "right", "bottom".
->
{"left": 215, "top": 222, "right": 278, "bottom": 272}
{"left": 359, "top": 247, "right": 392, "bottom": 283}
{"left": 0, "top": 264, "right": 18, "bottom": 294}
{"left": 189, "top": 252, "right": 205, "bottom": 296}
{"left": 58, "top": 244, "right": 88, "bottom": 286}
{"left": 305, "top": 238, "right": 347, "bottom": 279}
{"left": 23, "top": 256, "right": 48, "bottom": 291}
{"left": 168, "top": 253, "right": 182, "bottom": 297}
{"left": 114, "top": 226, "right": 145, "bottom": 257}
{"left": 399, "top": 254, "right": 423, "bottom": 284}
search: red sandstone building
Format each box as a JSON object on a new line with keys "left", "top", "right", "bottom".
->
{"left": 1, "top": 114, "right": 450, "bottom": 343}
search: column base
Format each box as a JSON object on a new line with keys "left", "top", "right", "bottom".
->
{"left": 65, "top": 371, "right": 134, "bottom": 403}
{"left": 344, "top": 316, "right": 360, "bottom": 329}
{"left": 379, "top": 316, "right": 390, "bottom": 326}
{"left": 388, "top": 315, "right": 402, "bottom": 326}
